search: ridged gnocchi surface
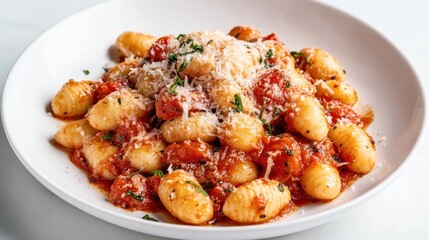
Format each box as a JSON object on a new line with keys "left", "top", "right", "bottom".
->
{"left": 301, "top": 162, "right": 341, "bottom": 200}
{"left": 51, "top": 80, "right": 96, "bottom": 118}
{"left": 83, "top": 136, "right": 118, "bottom": 180}
{"left": 55, "top": 119, "right": 98, "bottom": 148}
{"left": 160, "top": 112, "right": 218, "bottom": 143}
{"left": 222, "top": 178, "right": 291, "bottom": 223}
{"left": 158, "top": 170, "right": 213, "bottom": 224}
{"left": 300, "top": 48, "right": 346, "bottom": 82}
{"left": 329, "top": 123, "right": 376, "bottom": 174}
{"left": 116, "top": 31, "right": 156, "bottom": 58}
{"left": 87, "top": 88, "right": 153, "bottom": 130}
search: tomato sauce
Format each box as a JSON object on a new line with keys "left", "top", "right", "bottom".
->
{"left": 155, "top": 87, "right": 210, "bottom": 121}
{"left": 146, "top": 35, "right": 177, "bottom": 62}
{"left": 253, "top": 68, "right": 292, "bottom": 107}
{"left": 94, "top": 79, "right": 129, "bottom": 101}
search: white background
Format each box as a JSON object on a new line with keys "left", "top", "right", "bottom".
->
{"left": 0, "top": 0, "right": 428, "bottom": 239}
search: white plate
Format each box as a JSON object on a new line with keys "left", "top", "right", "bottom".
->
{"left": 1, "top": 0, "right": 426, "bottom": 239}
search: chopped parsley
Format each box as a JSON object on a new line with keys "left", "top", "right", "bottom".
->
{"left": 186, "top": 181, "right": 208, "bottom": 197}
{"left": 178, "top": 59, "right": 188, "bottom": 72}
{"left": 224, "top": 188, "right": 233, "bottom": 193}
{"left": 152, "top": 170, "right": 164, "bottom": 177}
{"left": 176, "top": 34, "right": 185, "bottom": 40}
{"left": 142, "top": 214, "right": 159, "bottom": 222}
{"left": 231, "top": 94, "right": 243, "bottom": 112}
{"left": 179, "top": 44, "right": 204, "bottom": 56}
{"left": 290, "top": 51, "right": 311, "bottom": 66}
{"left": 117, "top": 98, "right": 122, "bottom": 105}
{"left": 266, "top": 49, "right": 274, "bottom": 59}
{"left": 168, "top": 76, "right": 185, "bottom": 95}
{"left": 168, "top": 53, "right": 177, "bottom": 64}
{"left": 126, "top": 190, "right": 143, "bottom": 201}
{"left": 83, "top": 69, "right": 90, "bottom": 75}
{"left": 284, "top": 148, "right": 294, "bottom": 156}
{"left": 259, "top": 108, "right": 273, "bottom": 135}
{"left": 102, "top": 131, "right": 115, "bottom": 140}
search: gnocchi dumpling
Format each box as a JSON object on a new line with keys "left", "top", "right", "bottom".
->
{"left": 87, "top": 88, "right": 154, "bottom": 130}
{"left": 222, "top": 178, "right": 291, "bottom": 223}
{"left": 51, "top": 80, "right": 96, "bottom": 118}
{"left": 300, "top": 48, "right": 346, "bottom": 82}
{"left": 328, "top": 123, "right": 376, "bottom": 174}
{"left": 209, "top": 81, "right": 253, "bottom": 114}
{"left": 315, "top": 80, "right": 358, "bottom": 105}
{"left": 54, "top": 119, "right": 98, "bottom": 148}
{"left": 287, "top": 94, "right": 329, "bottom": 141}
{"left": 83, "top": 136, "right": 118, "bottom": 180}
{"left": 103, "top": 57, "right": 138, "bottom": 83}
{"left": 301, "top": 162, "right": 341, "bottom": 200}
{"left": 157, "top": 170, "right": 213, "bottom": 224}
{"left": 160, "top": 112, "right": 218, "bottom": 143}
{"left": 220, "top": 112, "right": 264, "bottom": 152}
{"left": 228, "top": 25, "right": 261, "bottom": 41}
{"left": 116, "top": 31, "right": 157, "bottom": 58}
{"left": 125, "top": 138, "right": 165, "bottom": 172}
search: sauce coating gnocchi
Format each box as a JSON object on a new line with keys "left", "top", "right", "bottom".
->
{"left": 51, "top": 26, "right": 376, "bottom": 225}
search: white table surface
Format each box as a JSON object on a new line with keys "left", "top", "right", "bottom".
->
{"left": 1, "top": 0, "right": 428, "bottom": 239}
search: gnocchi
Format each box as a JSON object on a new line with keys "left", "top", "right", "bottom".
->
{"left": 158, "top": 170, "right": 213, "bottom": 224}
{"left": 329, "top": 123, "right": 376, "bottom": 174}
{"left": 51, "top": 80, "right": 96, "bottom": 118}
{"left": 222, "top": 178, "right": 291, "bottom": 223}
{"left": 51, "top": 26, "right": 377, "bottom": 225}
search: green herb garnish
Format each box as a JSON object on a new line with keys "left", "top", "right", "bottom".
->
{"left": 168, "top": 76, "right": 185, "bottom": 95}
{"left": 102, "top": 131, "right": 115, "bottom": 140}
{"left": 290, "top": 51, "right": 311, "bottom": 66}
{"left": 231, "top": 94, "right": 243, "bottom": 112}
{"left": 126, "top": 190, "right": 143, "bottom": 201}
{"left": 258, "top": 108, "right": 272, "bottom": 135}
{"left": 284, "top": 148, "right": 294, "bottom": 156}
{"left": 117, "top": 98, "right": 122, "bottom": 105}
{"left": 83, "top": 69, "right": 90, "bottom": 75}
{"left": 176, "top": 34, "right": 185, "bottom": 40}
{"left": 266, "top": 49, "right": 274, "bottom": 59}
{"left": 207, "top": 39, "right": 214, "bottom": 45}
{"left": 186, "top": 181, "right": 208, "bottom": 197}
{"left": 224, "top": 188, "right": 233, "bottom": 193}
{"left": 178, "top": 59, "right": 188, "bottom": 72}
{"left": 142, "top": 214, "right": 159, "bottom": 222}
{"left": 152, "top": 170, "right": 164, "bottom": 177}
{"left": 168, "top": 53, "right": 177, "bottom": 64}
